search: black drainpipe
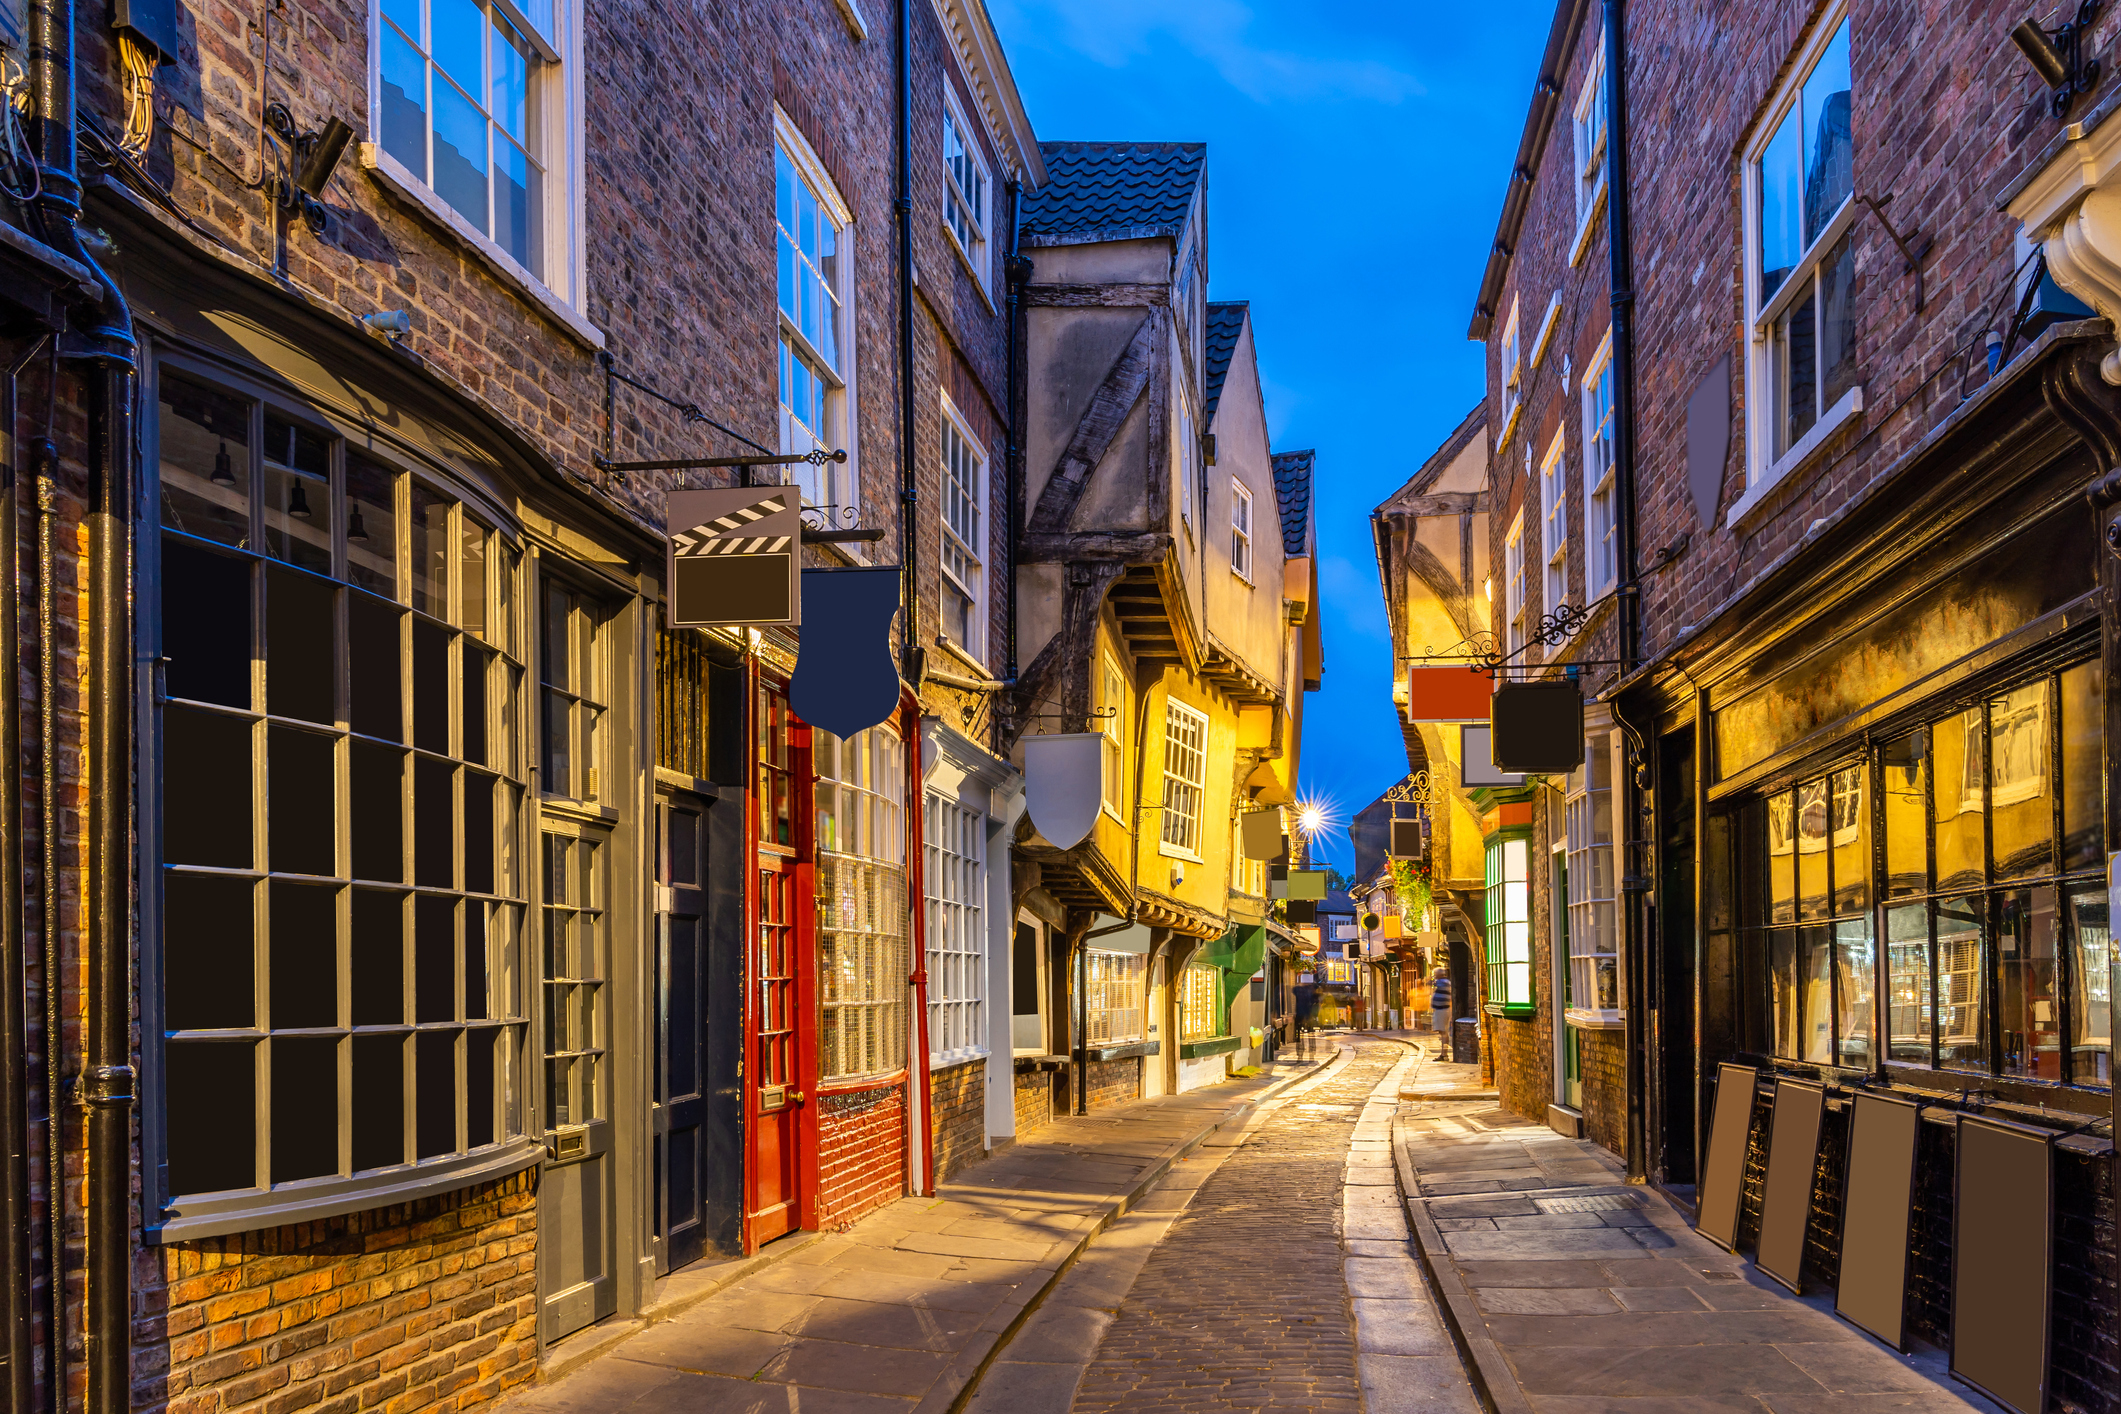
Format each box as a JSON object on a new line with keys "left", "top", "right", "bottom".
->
{"left": 1601, "top": 0, "right": 1649, "bottom": 1184}
{"left": 895, "top": 0, "right": 920, "bottom": 684}
{"left": 1003, "top": 183, "right": 1029, "bottom": 701}
{"left": 28, "top": 0, "right": 140, "bottom": 1404}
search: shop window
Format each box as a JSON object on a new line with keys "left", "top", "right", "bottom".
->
{"left": 539, "top": 581, "right": 607, "bottom": 802}
{"left": 654, "top": 625, "right": 737, "bottom": 783}
{"left": 1755, "top": 659, "right": 2108, "bottom": 1086}
{"left": 924, "top": 794, "right": 986, "bottom": 1065}
{"left": 1086, "top": 951, "right": 1145, "bottom": 1045}
{"left": 539, "top": 831, "right": 606, "bottom": 1129}
{"left": 1180, "top": 963, "right": 1223, "bottom": 1041}
{"left": 151, "top": 365, "right": 531, "bottom": 1234}
{"left": 1565, "top": 729, "right": 1620, "bottom": 1023}
{"left": 1484, "top": 832, "right": 1533, "bottom": 1015}
{"left": 816, "top": 723, "right": 908, "bottom": 1079}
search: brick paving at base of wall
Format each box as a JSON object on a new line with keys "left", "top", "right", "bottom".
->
{"left": 817, "top": 1082, "right": 907, "bottom": 1231}
{"left": 928, "top": 1058, "right": 985, "bottom": 1183}
{"left": 139, "top": 1170, "right": 538, "bottom": 1414}
{"left": 1071, "top": 1042, "right": 1407, "bottom": 1413}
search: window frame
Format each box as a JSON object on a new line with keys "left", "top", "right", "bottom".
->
{"left": 940, "top": 83, "right": 993, "bottom": 292}
{"left": 1503, "top": 511, "right": 1528, "bottom": 679}
{"left": 1231, "top": 477, "right": 1254, "bottom": 584}
{"left": 365, "top": 0, "right": 586, "bottom": 316}
{"left": 1571, "top": 38, "right": 1609, "bottom": 263}
{"left": 1539, "top": 429, "right": 1568, "bottom": 616}
{"left": 1159, "top": 698, "right": 1209, "bottom": 861}
{"left": 937, "top": 395, "right": 987, "bottom": 665}
{"left": 814, "top": 721, "right": 910, "bottom": 1082}
{"left": 775, "top": 110, "right": 860, "bottom": 521}
{"left": 1100, "top": 652, "right": 1127, "bottom": 822}
{"left": 1581, "top": 332, "right": 1618, "bottom": 600}
{"left": 1086, "top": 949, "right": 1146, "bottom": 1046}
{"left": 142, "top": 352, "right": 538, "bottom": 1243}
{"left": 1496, "top": 297, "right": 1523, "bottom": 449}
{"left": 1179, "top": 962, "right": 1224, "bottom": 1042}
{"left": 924, "top": 791, "right": 987, "bottom": 1066}
{"left": 1735, "top": 4, "right": 1861, "bottom": 518}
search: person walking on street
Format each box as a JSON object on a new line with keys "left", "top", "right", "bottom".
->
{"left": 1429, "top": 967, "right": 1452, "bottom": 1056}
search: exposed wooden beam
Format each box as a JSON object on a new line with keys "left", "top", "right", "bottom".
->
{"left": 1028, "top": 315, "right": 1158, "bottom": 535}
{"left": 1025, "top": 283, "right": 1171, "bottom": 308}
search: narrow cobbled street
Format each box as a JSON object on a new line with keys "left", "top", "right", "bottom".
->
{"left": 1067, "top": 1038, "right": 1465, "bottom": 1414}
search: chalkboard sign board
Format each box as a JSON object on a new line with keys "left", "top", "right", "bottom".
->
{"left": 1755, "top": 1078, "right": 1825, "bottom": 1292}
{"left": 1951, "top": 1115, "right": 2053, "bottom": 1414}
{"left": 1835, "top": 1090, "right": 1919, "bottom": 1350}
{"left": 1696, "top": 1061, "right": 1758, "bottom": 1253}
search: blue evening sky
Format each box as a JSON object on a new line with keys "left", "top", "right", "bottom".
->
{"left": 988, "top": 0, "right": 1552, "bottom": 870}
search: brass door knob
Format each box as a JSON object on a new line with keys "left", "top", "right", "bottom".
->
{"left": 789, "top": 1090, "right": 807, "bottom": 1104}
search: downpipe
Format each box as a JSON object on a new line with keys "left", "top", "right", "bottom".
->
{"left": 31, "top": 0, "right": 141, "bottom": 1404}
{"left": 894, "top": 0, "right": 920, "bottom": 686}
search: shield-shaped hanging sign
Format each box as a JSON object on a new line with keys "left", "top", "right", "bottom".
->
{"left": 789, "top": 567, "right": 902, "bottom": 739}
{"left": 666, "top": 487, "right": 803, "bottom": 627}
{"left": 1022, "top": 733, "right": 1104, "bottom": 851}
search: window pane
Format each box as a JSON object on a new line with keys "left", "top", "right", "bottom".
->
{"left": 346, "top": 454, "right": 398, "bottom": 598}
{"left": 465, "top": 901, "right": 488, "bottom": 1020}
{"left": 415, "top": 1029, "right": 458, "bottom": 1158}
{"left": 380, "top": 0, "right": 420, "bottom": 45}
{"left": 1768, "top": 792, "right": 1795, "bottom": 925}
{"left": 416, "top": 894, "right": 457, "bottom": 1021}
{"left": 270, "top": 1035, "right": 338, "bottom": 1183}
{"left": 2061, "top": 661, "right": 2104, "bottom": 871}
{"left": 413, "top": 617, "right": 450, "bottom": 754}
{"left": 161, "top": 538, "right": 251, "bottom": 708}
{"left": 409, "top": 485, "right": 452, "bottom": 618}
{"left": 264, "top": 467, "right": 331, "bottom": 576}
{"left": 158, "top": 374, "right": 252, "bottom": 549}
{"left": 1757, "top": 104, "right": 1802, "bottom": 303}
{"left": 1937, "top": 894, "right": 1985, "bottom": 1072}
{"left": 459, "top": 516, "right": 488, "bottom": 636}
{"left": 266, "top": 565, "right": 335, "bottom": 724}
{"left": 1773, "top": 278, "right": 1818, "bottom": 457}
{"left": 1829, "top": 764, "right": 1868, "bottom": 915}
{"left": 493, "top": 132, "right": 542, "bottom": 275}
{"left": 1818, "top": 233, "right": 1857, "bottom": 413}
{"left": 1800, "top": 21, "right": 1852, "bottom": 246}
{"left": 165, "top": 874, "right": 254, "bottom": 1030}
{"left": 429, "top": 0, "right": 483, "bottom": 91}
{"left": 1933, "top": 709, "right": 1984, "bottom": 892}
{"left": 541, "top": 585, "right": 570, "bottom": 691}
{"left": 415, "top": 756, "right": 455, "bottom": 888}
{"left": 269, "top": 880, "right": 337, "bottom": 1028}
{"left": 1835, "top": 916, "right": 1874, "bottom": 1069}
{"left": 466, "top": 1027, "right": 495, "bottom": 1147}
{"left": 349, "top": 741, "right": 404, "bottom": 882}
{"left": 1796, "top": 778, "right": 1828, "bottom": 921}
{"left": 462, "top": 645, "right": 490, "bottom": 767}
{"left": 350, "top": 889, "right": 405, "bottom": 1025}
{"left": 379, "top": 23, "right": 429, "bottom": 184}
{"left": 1883, "top": 731, "right": 1928, "bottom": 899}
{"left": 1998, "top": 886, "right": 2060, "bottom": 1080}
{"left": 1770, "top": 927, "right": 1800, "bottom": 1059}
{"left": 165, "top": 1041, "right": 255, "bottom": 1194}
{"left": 465, "top": 771, "right": 495, "bottom": 894}
{"left": 1885, "top": 902, "right": 1929, "bottom": 1065}
{"left": 164, "top": 706, "right": 253, "bottom": 869}
{"left": 490, "top": 16, "right": 528, "bottom": 139}
{"left": 267, "top": 725, "right": 336, "bottom": 876}
{"left": 1800, "top": 925, "right": 1833, "bottom": 1063}
{"left": 348, "top": 593, "right": 403, "bottom": 741}
{"left": 1989, "top": 682, "right": 2052, "bottom": 879}
{"left": 351, "top": 1033, "right": 405, "bottom": 1171}
{"left": 2066, "top": 883, "right": 2111, "bottom": 1085}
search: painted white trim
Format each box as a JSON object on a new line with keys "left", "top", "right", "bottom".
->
{"left": 1529, "top": 291, "right": 1562, "bottom": 368}
{"left": 937, "top": 391, "right": 989, "bottom": 668}
{"left": 774, "top": 106, "right": 853, "bottom": 226}
{"left": 1569, "top": 175, "right": 1607, "bottom": 268}
{"left": 831, "top": 0, "right": 867, "bottom": 40}
{"left": 360, "top": 145, "right": 604, "bottom": 348}
{"left": 1564, "top": 1008, "right": 1626, "bottom": 1030}
{"left": 1725, "top": 383, "right": 1864, "bottom": 530}
{"left": 926, "top": 0, "right": 1045, "bottom": 184}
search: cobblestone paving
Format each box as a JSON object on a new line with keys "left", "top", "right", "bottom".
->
{"left": 1070, "top": 1041, "right": 1407, "bottom": 1414}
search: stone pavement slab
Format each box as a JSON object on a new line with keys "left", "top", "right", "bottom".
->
{"left": 501, "top": 1053, "right": 1329, "bottom": 1414}
{"left": 1390, "top": 1048, "right": 2002, "bottom": 1414}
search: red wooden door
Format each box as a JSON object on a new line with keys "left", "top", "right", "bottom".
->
{"left": 747, "top": 676, "right": 812, "bottom": 1246}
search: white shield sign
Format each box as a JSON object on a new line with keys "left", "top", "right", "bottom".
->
{"left": 1023, "top": 733, "right": 1104, "bottom": 851}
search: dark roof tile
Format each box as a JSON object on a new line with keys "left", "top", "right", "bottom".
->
{"left": 1021, "top": 142, "right": 1207, "bottom": 247}
{"left": 1202, "top": 302, "right": 1248, "bottom": 421}
{"left": 1271, "top": 449, "right": 1315, "bottom": 559}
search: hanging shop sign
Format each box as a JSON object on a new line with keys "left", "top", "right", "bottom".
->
{"left": 1241, "top": 808, "right": 1284, "bottom": 860}
{"left": 1287, "top": 868, "right": 1328, "bottom": 901}
{"left": 666, "top": 487, "right": 803, "bottom": 627}
{"left": 1459, "top": 723, "right": 1526, "bottom": 787}
{"left": 1402, "top": 665, "right": 1491, "bottom": 721}
{"left": 1023, "top": 733, "right": 1104, "bottom": 850}
{"left": 1490, "top": 681, "right": 1584, "bottom": 775}
{"left": 789, "top": 567, "right": 901, "bottom": 739}
{"left": 1389, "top": 819, "right": 1422, "bottom": 858}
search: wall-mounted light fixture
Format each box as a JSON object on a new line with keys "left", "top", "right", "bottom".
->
{"left": 264, "top": 103, "right": 354, "bottom": 233}
{"left": 2011, "top": 4, "right": 2101, "bottom": 118}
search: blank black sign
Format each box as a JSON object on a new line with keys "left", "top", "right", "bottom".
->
{"left": 1952, "top": 1115, "right": 2052, "bottom": 1414}
{"left": 1696, "top": 1061, "right": 1757, "bottom": 1253}
{"left": 1835, "top": 1090, "right": 1919, "bottom": 1349}
{"left": 1756, "top": 1078, "right": 1825, "bottom": 1292}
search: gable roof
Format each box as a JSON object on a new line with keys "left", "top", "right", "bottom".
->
{"left": 1021, "top": 142, "right": 1207, "bottom": 248}
{"left": 1271, "top": 450, "right": 1316, "bottom": 559}
{"left": 1202, "top": 302, "right": 1249, "bottom": 421}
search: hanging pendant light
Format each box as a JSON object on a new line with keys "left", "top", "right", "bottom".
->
{"left": 288, "top": 479, "right": 313, "bottom": 520}
{"left": 347, "top": 505, "right": 369, "bottom": 542}
{"left": 210, "top": 442, "right": 236, "bottom": 486}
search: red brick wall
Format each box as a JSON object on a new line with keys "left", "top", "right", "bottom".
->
{"left": 1083, "top": 1058, "right": 1139, "bottom": 1112}
{"left": 141, "top": 1172, "right": 537, "bottom": 1414}
{"left": 818, "top": 1083, "right": 907, "bottom": 1231}
{"left": 927, "top": 1058, "right": 985, "bottom": 1183}
{"left": 1578, "top": 1028, "right": 1625, "bottom": 1156}
{"left": 1012, "top": 1068, "right": 1056, "bottom": 1141}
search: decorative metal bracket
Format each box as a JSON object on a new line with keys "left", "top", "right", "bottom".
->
{"left": 1855, "top": 194, "right": 1933, "bottom": 311}
{"left": 1409, "top": 601, "right": 1596, "bottom": 677}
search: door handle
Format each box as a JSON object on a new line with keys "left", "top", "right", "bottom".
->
{"left": 788, "top": 1090, "right": 807, "bottom": 1104}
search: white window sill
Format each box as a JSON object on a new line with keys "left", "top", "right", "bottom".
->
{"left": 360, "top": 144, "right": 604, "bottom": 351}
{"left": 1725, "top": 384, "right": 1864, "bottom": 531}
{"left": 1101, "top": 802, "right": 1126, "bottom": 824}
{"left": 929, "top": 1047, "right": 990, "bottom": 1070}
{"left": 943, "top": 223, "right": 997, "bottom": 313}
{"left": 1495, "top": 401, "right": 1523, "bottom": 455}
{"left": 934, "top": 632, "right": 991, "bottom": 679}
{"left": 1564, "top": 1007, "right": 1626, "bottom": 1030}
{"left": 1232, "top": 567, "right": 1254, "bottom": 586}
{"left": 1570, "top": 178, "right": 1608, "bottom": 268}
{"left": 1158, "top": 843, "right": 1205, "bottom": 864}
{"left": 1530, "top": 292, "right": 1562, "bottom": 368}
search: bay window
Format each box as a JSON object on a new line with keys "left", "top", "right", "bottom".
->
{"left": 815, "top": 723, "right": 908, "bottom": 1079}
{"left": 1485, "top": 832, "right": 1533, "bottom": 1014}
{"left": 151, "top": 364, "right": 533, "bottom": 1238}
{"left": 1743, "top": 10, "right": 1857, "bottom": 497}
{"left": 1086, "top": 951, "right": 1145, "bottom": 1045}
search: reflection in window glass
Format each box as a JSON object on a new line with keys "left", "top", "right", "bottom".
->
{"left": 1996, "top": 887, "right": 2061, "bottom": 1081}
{"left": 159, "top": 374, "right": 253, "bottom": 549}
{"left": 410, "top": 483, "right": 451, "bottom": 618}
{"left": 1828, "top": 765, "right": 1867, "bottom": 915}
{"left": 1770, "top": 927, "right": 1799, "bottom": 1060}
{"left": 1834, "top": 917, "right": 1873, "bottom": 1069}
{"left": 1932, "top": 709, "right": 1984, "bottom": 892}
{"left": 1885, "top": 903, "right": 1929, "bottom": 1065}
{"left": 1796, "top": 778, "right": 1828, "bottom": 921}
{"left": 2067, "top": 884, "right": 2112, "bottom": 1085}
{"left": 346, "top": 454, "right": 399, "bottom": 598}
{"left": 1799, "top": 926, "right": 1832, "bottom": 1063}
{"left": 1882, "top": 731, "right": 1927, "bottom": 899}
{"left": 1989, "top": 682, "right": 2052, "bottom": 879}
{"left": 1768, "top": 792, "right": 1795, "bottom": 924}
{"left": 2061, "top": 662, "right": 2104, "bottom": 872}
{"left": 1936, "top": 895, "right": 1985, "bottom": 1072}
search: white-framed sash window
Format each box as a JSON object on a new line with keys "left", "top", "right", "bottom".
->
{"left": 1159, "top": 699, "right": 1207, "bottom": 859}
{"left": 1572, "top": 39, "right": 1608, "bottom": 257}
{"left": 1503, "top": 512, "right": 1527, "bottom": 678}
{"left": 1539, "top": 429, "right": 1567, "bottom": 615}
{"left": 1231, "top": 478, "right": 1253, "bottom": 583}
{"left": 1100, "top": 653, "right": 1126, "bottom": 821}
{"left": 924, "top": 792, "right": 986, "bottom": 1065}
{"left": 939, "top": 399, "right": 986, "bottom": 663}
{"left": 1565, "top": 720, "right": 1622, "bottom": 1025}
{"left": 1582, "top": 332, "right": 1617, "bottom": 598}
{"left": 776, "top": 116, "right": 857, "bottom": 519}
{"left": 942, "top": 87, "right": 992, "bottom": 289}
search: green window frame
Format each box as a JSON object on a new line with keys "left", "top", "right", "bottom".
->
{"left": 1485, "top": 829, "right": 1535, "bottom": 1016}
